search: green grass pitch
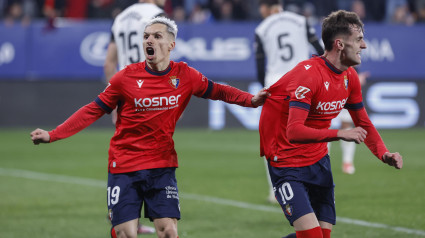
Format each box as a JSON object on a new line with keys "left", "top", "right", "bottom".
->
{"left": 1, "top": 128, "right": 424, "bottom": 238}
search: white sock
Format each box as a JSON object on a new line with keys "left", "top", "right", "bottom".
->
{"left": 341, "top": 140, "right": 356, "bottom": 164}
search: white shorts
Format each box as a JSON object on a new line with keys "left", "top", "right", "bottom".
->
{"left": 330, "top": 109, "right": 352, "bottom": 129}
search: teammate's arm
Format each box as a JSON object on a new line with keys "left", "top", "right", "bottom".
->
{"left": 201, "top": 80, "right": 268, "bottom": 107}
{"left": 254, "top": 34, "right": 266, "bottom": 87}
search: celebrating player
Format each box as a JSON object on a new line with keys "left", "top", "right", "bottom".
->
{"left": 104, "top": 0, "right": 165, "bottom": 126}
{"left": 254, "top": 0, "right": 324, "bottom": 203}
{"left": 103, "top": 0, "right": 165, "bottom": 234}
{"left": 259, "top": 10, "right": 403, "bottom": 238}
{"left": 31, "top": 17, "right": 269, "bottom": 238}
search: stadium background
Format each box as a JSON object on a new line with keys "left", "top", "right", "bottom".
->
{"left": 1, "top": 1, "right": 425, "bottom": 237}
{"left": 1, "top": 20, "right": 425, "bottom": 129}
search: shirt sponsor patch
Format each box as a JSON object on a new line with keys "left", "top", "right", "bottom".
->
{"left": 294, "top": 86, "right": 310, "bottom": 99}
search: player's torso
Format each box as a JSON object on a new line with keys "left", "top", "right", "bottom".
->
{"left": 307, "top": 65, "right": 351, "bottom": 124}
{"left": 112, "top": 4, "right": 163, "bottom": 69}
{"left": 286, "top": 58, "right": 353, "bottom": 129}
{"left": 117, "top": 62, "right": 192, "bottom": 126}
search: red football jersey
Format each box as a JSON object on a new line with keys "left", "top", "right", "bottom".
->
{"left": 260, "top": 56, "right": 387, "bottom": 167}
{"left": 95, "top": 61, "right": 253, "bottom": 173}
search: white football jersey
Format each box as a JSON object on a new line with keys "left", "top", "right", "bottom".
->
{"left": 255, "top": 11, "right": 314, "bottom": 87}
{"left": 111, "top": 3, "right": 163, "bottom": 70}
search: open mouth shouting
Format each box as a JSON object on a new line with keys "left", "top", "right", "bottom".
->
{"left": 146, "top": 46, "right": 155, "bottom": 60}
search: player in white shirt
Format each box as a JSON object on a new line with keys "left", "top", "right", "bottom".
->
{"left": 255, "top": 0, "right": 324, "bottom": 88}
{"left": 254, "top": 0, "right": 324, "bottom": 204}
{"left": 103, "top": 0, "right": 165, "bottom": 236}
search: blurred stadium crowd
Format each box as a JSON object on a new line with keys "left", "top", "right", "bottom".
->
{"left": 1, "top": 0, "right": 424, "bottom": 26}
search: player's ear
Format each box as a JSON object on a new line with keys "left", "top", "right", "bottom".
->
{"left": 335, "top": 39, "right": 344, "bottom": 50}
{"left": 169, "top": 41, "right": 175, "bottom": 52}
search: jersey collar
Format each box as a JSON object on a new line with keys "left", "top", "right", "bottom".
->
{"left": 145, "top": 62, "right": 173, "bottom": 76}
{"left": 319, "top": 56, "right": 343, "bottom": 74}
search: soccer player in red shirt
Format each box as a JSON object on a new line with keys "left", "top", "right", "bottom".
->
{"left": 31, "top": 17, "right": 268, "bottom": 238}
{"left": 259, "top": 10, "right": 403, "bottom": 238}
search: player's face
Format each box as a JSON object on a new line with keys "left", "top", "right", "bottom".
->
{"left": 154, "top": 0, "right": 166, "bottom": 7}
{"left": 259, "top": 5, "right": 270, "bottom": 19}
{"left": 340, "top": 25, "right": 367, "bottom": 67}
{"left": 143, "top": 23, "right": 175, "bottom": 66}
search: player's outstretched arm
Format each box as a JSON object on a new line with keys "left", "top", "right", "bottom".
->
{"left": 251, "top": 88, "right": 270, "bottom": 107}
{"left": 30, "top": 102, "right": 106, "bottom": 145}
{"left": 30, "top": 128, "right": 51, "bottom": 145}
{"left": 336, "top": 126, "right": 367, "bottom": 144}
{"left": 382, "top": 152, "right": 403, "bottom": 169}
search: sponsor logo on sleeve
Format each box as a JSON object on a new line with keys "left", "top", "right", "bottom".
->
{"left": 294, "top": 86, "right": 311, "bottom": 99}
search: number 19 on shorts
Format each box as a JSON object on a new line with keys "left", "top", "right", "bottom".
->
{"left": 107, "top": 186, "right": 120, "bottom": 206}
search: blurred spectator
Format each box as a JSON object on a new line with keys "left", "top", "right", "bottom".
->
{"left": 4, "top": 0, "right": 38, "bottom": 26}
{"left": 350, "top": 0, "right": 366, "bottom": 20}
{"left": 189, "top": 2, "right": 211, "bottom": 23}
{"left": 184, "top": 0, "right": 208, "bottom": 15}
{"left": 42, "top": 0, "right": 66, "bottom": 18}
{"left": 87, "top": 0, "right": 116, "bottom": 18}
{"left": 220, "top": 0, "right": 232, "bottom": 21}
{"left": 173, "top": 5, "right": 186, "bottom": 22}
{"left": 1, "top": 0, "right": 424, "bottom": 24}
{"left": 411, "top": 0, "right": 425, "bottom": 22}
{"left": 386, "top": 0, "right": 415, "bottom": 25}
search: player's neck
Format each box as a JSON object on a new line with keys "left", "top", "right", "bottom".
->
{"left": 146, "top": 60, "right": 170, "bottom": 72}
{"left": 323, "top": 51, "right": 349, "bottom": 71}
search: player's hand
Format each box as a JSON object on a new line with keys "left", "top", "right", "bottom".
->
{"left": 382, "top": 152, "right": 403, "bottom": 169}
{"left": 337, "top": 127, "right": 367, "bottom": 144}
{"left": 251, "top": 88, "right": 271, "bottom": 107}
{"left": 30, "top": 128, "right": 50, "bottom": 145}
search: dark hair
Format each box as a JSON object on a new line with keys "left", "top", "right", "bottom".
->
{"left": 322, "top": 10, "right": 364, "bottom": 51}
{"left": 258, "top": 0, "right": 282, "bottom": 7}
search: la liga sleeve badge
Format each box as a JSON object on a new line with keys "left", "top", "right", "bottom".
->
{"left": 294, "top": 86, "right": 311, "bottom": 99}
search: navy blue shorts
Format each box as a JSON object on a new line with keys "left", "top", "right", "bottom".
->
{"left": 268, "top": 155, "right": 336, "bottom": 226}
{"left": 107, "top": 168, "right": 180, "bottom": 226}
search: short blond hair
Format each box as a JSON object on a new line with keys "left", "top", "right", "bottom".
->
{"left": 146, "top": 16, "right": 178, "bottom": 40}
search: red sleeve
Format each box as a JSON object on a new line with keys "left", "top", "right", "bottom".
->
{"left": 48, "top": 102, "right": 105, "bottom": 143}
{"left": 286, "top": 107, "right": 339, "bottom": 143}
{"left": 204, "top": 81, "right": 254, "bottom": 107}
{"left": 348, "top": 108, "right": 388, "bottom": 160}
{"left": 188, "top": 66, "right": 254, "bottom": 107}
